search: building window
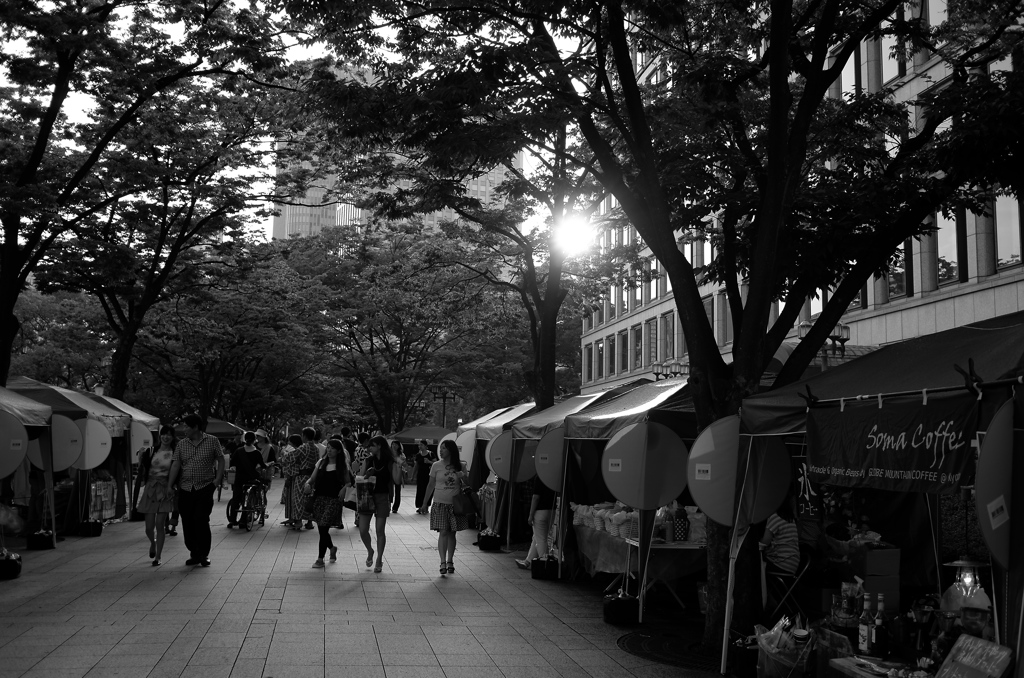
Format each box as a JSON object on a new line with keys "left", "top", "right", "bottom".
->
{"left": 888, "top": 239, "right": 913, "bottom": 298}
{"left": 926, "top": 0, "right": 946, "bottom": 27}
{"left": 607, "top": 335, "right": 616, "bottom": 375}
{"left": 595, "top": 340, "right": 604, "bottom": 379}
{"left": 703, "top": 296, "right": 714, "bottom": 334}
{"left": 881, "top": 12, "right": 905, "bottom": 84}
{"left": 608, "top": 286, "right": 617, "bottom": 319}
{"left": 702, "top": 238, "right": 713, "bottom": 271}
{"left": 595, "top": 299, "right": 604, "bottom": 325}
{"left": 648, "top": 259, "right": 658, "bottom": 302}
{"left": 995, "top": 195, "right": 1022, "bottom": 268}
{"left": 936, "top": 210, "right": 963, "bottom": 285}
{"left": 619, "top": 331, "right": 629, "bottom": 372}
{"left": 585, "top": 312, "right": 593, "bottom": 331}
{"left": 632, "top": 268, "right": 643, "bottom": 309}
{"left": 660, "top": 313, "right": 675, "bottom": 360}
{"left": 584, "top": 344, "right": 593, "bottom": 382}
{"left": 632, "top": 325, "right": 643, "bottom": 370}
{"left": 840, "top": 43, "right": 862, "bottom": 99}
{"left": 646, "top": 320, "right": 658, "bottom": 365}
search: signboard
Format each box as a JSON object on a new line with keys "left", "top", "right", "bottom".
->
{"left": 935, "top": 634, "right": 1012, "bottom": 678}
{"left": 601, "top": 422, "right": 688, "bottom": 510}
{"left": 0, "top": 411, "right": 28, "bottom": 478}
{"left": 534, "top": 428, "right": 565, "bottom": 492}
{"left": 807, "top": 390, "right": 979, "bottom": 494}
{"left": 975, "top": 401, "right": 1013, "bottom": 568}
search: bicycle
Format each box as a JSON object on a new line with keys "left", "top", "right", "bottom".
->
{"left": 237, "top": 481, "right": 267, "bottom": 531}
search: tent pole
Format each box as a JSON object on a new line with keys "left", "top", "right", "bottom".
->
{"left": 721, "top": 437, "right": 755, "bottom": 675}
{"left": 41, "top": 427, "right": 56, "bottom": 548}
{"left": 557, "top": 440, "right": 570, "bottom": 580}
{"left": 926, "top": 495, "right": 942, "bottom": 596}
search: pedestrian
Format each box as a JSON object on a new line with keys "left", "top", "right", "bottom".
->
{"left": 227, "top": 432, "right": 268, "bottom": 528}
{"left": 137, "top": 425, "right": 177, "bottom": 566}
{"left": 424, "top": 439, "right": 469, "bottom": 576}
{"left": 390, "top": 440, "right": 406, "bottom": 513}
{"left": 303, "top": 439, "right": 352, "bottom": 567}
{"left": 357, "top": 435, "right": 396, "bottom": 573}
{"left": 279, "top": 433, "right": 302, "bottom": 527}
{"left": 290, "top": 427, "right": 320, "bottom": 530}
{"left": 516, "top": 480, "right": 557, "bottom": 569}
{"left": 413, "top": 439, "right": 435, "bottom": 514}
{"left": 354, "top": 432, "right": 371, "bottom": 466}
{"left": 167, "top": 414, "right": 225, "bottom": 567}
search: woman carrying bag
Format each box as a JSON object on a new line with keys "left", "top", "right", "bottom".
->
{"left": 303, "top": 439, "right": 352, "bottom": 568}
{"left": 357, "top": 435, "right": 396, "bottom": 573}
{"left": 424, "top": 439, "right": 470, "bottom": 576}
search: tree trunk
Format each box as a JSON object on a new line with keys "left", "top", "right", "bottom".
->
{"left": 0, "top": 298, "right": 18, "bottom": 387}
{"left": 535, "top": 303, "right": 560, "bottom": 410}
{"left": 106, "top": 327, "right": 140, "bottom": 399}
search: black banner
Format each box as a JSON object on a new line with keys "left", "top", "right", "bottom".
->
{"left": 807, "top": 390, "right": 979, "bottom": 494}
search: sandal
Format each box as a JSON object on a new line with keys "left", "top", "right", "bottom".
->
{"left": 446, "top": 561, "right": 455, "bottom": 574}
{"left": 440, "top": 562, "right": 448, "bottom": 576}
{"left": 366, "top": 549, "right": 374, "bottom": 567}
{"left": 373, "top": 563, "right": 382, "bottom": 573}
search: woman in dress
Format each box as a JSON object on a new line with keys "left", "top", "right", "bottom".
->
{"left": 424, "top": 439, "right": 469, "bottom": 576}
{"left": 357, "top": 435, "right": 395, "bottom": 573}
{"left": 389, "top": 440, "right": 406, "bottom": 514}
{"left": 279, "top": 434, "right": 302, "bottom": 528}
{"left": 137, "top": 425, "right": 177, "bottom": 566}
{"left": 303, "top": 439, "right": 352, "bottom": 567}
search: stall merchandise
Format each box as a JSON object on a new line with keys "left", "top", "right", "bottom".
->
{"left": 732, "top": 312, "right": 1024, "bottom": 676}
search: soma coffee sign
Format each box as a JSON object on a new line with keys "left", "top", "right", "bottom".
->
{"left": 807, "top": 390, "right": 979, "bottom": 493}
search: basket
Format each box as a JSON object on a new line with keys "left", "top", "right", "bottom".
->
{"left": 755, "top": 626, "right": 814, "bottom": 678}
{"left": 624, "top": 515, "right": 639, "bottom": 540}
{"left": 606, "top": 518, "right": 621, "bottom": 537}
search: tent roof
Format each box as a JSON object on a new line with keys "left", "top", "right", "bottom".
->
{"left": 510, "top": 393, "right": 606, "bottom": 440}
{"left": 476, "top": 402, "right": 537, "bottom": 440}
{"left": 742, "top": 311, "right": 1024, "bottom": 435}
{"left": 509, "top": 380, "right": 651, "bottom": 440}
{"left": 93, "top": 394, "right": 160, "bottom": 430}
{"left": 0, "top": 385, "right": 52, "bottom": 427}
{"left": 390, "top": 425, "right": 453, "bottom": 443}
{"left": 456, "top": 407, "right": 512, "bottom": 436}
{"left": 7, "top": 378, "right": 131, "bottom": 435}
{"left": 564, "top": 379, "right": 692, "bottom": 440}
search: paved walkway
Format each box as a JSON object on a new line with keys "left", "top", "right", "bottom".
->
{"left": 0, "top": 486, "right": 696, "bottom": 678}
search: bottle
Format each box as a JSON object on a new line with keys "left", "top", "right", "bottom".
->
{"left": 858, "top": 595, "right": 874, "bottom": 654}
{"left": 871, "top": 593, "right": 888, "bottom": 658}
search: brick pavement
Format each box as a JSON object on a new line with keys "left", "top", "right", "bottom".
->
{"left": 0, "top": 486, "right": 703, "bottom": 678}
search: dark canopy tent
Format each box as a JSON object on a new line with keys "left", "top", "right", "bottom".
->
{"left": 740, "top": 312, "right": 1024, "bottom": 660}
{"left": 390, "top": 425, "right": 452, "bottom": 443}
{"left": 564, "top": 379, "right": 697, "bottom": 505}
{"left": 0, "top": 386, "right": 55, "bottom": 546}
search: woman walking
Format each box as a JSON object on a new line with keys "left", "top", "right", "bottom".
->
{"left": 424, "top": 439, "right": 469, "bottom": 576}
{"left": 389, "top": 440, "right": 406, "bottom": 513}
{"left": 290, "top": 428, "right": 320, "bottom": 530}
{"left": 303, "top": 439, "right": 352, "bottom": 567}
{"left": 279, "top": 433, "right": 302, "bottom": 528}
{"left": 357, "top": 435, "right": 395, "bottom": 573}
{"left": 137, "top": 425, "right": 177, "bottom": 566}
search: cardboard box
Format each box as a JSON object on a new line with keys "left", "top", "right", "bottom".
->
{"left": 852, "top": 546, "right": 900, "bottom": 577}
{"left": 863, "top": 575, "right": 900, "bottom": 610}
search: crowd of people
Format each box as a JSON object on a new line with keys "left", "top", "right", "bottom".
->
{"left": 134, "top": 419, "right": 475, "bottom": 576}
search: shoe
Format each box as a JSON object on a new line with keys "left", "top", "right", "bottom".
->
{"left": 446, "top": 561, "right": 454, "bottom": 574}
{"left": 365, "top": 549, "right": 374, "bottom": 567}
{"left": 200, "top": 559, "right": 211, "bottom": 567}
{"left": 304, "top": 522, "right": 314, "bottom": 530}
{"left": 440, "top": 562, "right": 447, "bottom": 576}
{"left": 373, "top": 563, "right": 382, "bottom": 573}
{"left": 149, "top": 542, "right": 156, "bottom": 558}
{"left": 312, "top": 559, "right": 325, "bottom": 568}
{"left": 329, "top": 547, "right": 338, "bottom": 562}
{"left": 392, "top": 510, "right": 398, "bottom": 514}
{"left": 515, "top": 559, "right": 529, "bottom": 570}
{"left": 152, "top": 559, "right": 161, "bottom": 567}
{"left": 185, "top": 558, "right": 199, "bottom": 566}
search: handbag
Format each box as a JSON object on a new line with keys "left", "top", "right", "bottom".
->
{"left": 355, "top": 480, "right": 376, "bottom": 514}
{"left": 452, "top": 487, "right": 477, "bottom": 516}
{"left": 302, "top": 492, "right": 316, "bottom": 514}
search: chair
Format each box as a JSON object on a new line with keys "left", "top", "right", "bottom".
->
{"left": 766, "top": 548, "right": 811, "bottom": 620}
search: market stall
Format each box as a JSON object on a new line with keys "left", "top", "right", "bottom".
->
{"left": 472, "top": 402, "right": 535, "bottom": 541}
{"left": 390, "top": 425, "right": 452, "bottom": 444}
{"left": 724, "top": 313, "right": 1024, "bottom": 676}
{"left": 562, "top": 380, "right": 703, "bottom": 618}
{"left": 0, "top": 386, "right": 54, "bottom": 548}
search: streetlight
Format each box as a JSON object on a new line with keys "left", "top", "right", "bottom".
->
{"left": 652, "top": 362, "right": 666, "bottom": 380}
{"left": 797, "top": 319, "right": 851, "bottom": 370}
{"left": 430, "top": 384, "right": 457, "bottom": 429}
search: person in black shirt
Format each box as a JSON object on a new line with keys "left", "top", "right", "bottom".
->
{"left": 303, "top": 439, "right": 352, "bottom": 567}
{"left": 516, "top": 481, "right": 557, "bottom": 569}
{"left": 358, "top": 435, "right": 395, "bottom": 573}
{"left": 227, "top": 432, "right": 268, "bottom": 528}
{"left": 413, "top": 439, "right": 435, "bottom": 514}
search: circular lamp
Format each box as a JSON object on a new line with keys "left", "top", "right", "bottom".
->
{"left": 940, "top": 558, "right": 991, "bottom": 612}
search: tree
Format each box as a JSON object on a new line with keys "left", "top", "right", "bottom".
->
{"left": 280, "top": 224, "right": 533, "bottom": 431}
{"left": 34, "top": 76, "right": 280, "bottom": 399}
{"left": 281, "top": 0, "right": 1024, "bottom": 643}
{"left": 9, "top": 289, "right": 110, "bottom": 390}
{"left": 0, "top": 0, "right": 286, "bottom": 385}
{"left": 130, "top": 244, "right": 336, "bottom": 425}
